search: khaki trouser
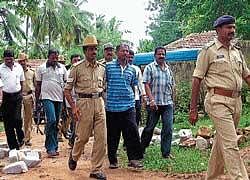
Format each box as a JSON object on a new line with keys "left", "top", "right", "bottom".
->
{"left": 23, "top": 94, "right": 34, "bottom": 143}
{"left": 204, "top": 92, "right": 249, "bottom": 180}
{"left": 72, "top": 97, "right": 106, "bottom": 173}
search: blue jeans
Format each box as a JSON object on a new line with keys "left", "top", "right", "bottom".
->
{"left": 42, "top": 99, "right": 62, "bottom": 153}
{"left": 141, "top": 104, "right": 173, "bottom": 156}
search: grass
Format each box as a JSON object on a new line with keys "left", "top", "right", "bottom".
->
{"left": 119, "top": 109, "right": 250, "bottom": 174}
{"left": 0, "top": 122, "right": 3, "bottom": 132}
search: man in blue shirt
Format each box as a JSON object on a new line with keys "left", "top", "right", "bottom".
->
{"left": 141, "top": 46, "right": 175, "bottom": 159}
{"left": 106, "top": 44, "right": 143, "bottom": 169}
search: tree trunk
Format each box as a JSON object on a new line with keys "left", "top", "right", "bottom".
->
{"left": 25, "top": 15, "right": 29, "bottom": 53}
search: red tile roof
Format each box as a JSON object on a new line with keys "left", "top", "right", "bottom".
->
{"left": 165, "top": 31, "right": 217, "bottom": 50}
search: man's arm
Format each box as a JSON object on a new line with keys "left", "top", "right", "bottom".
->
{"left": 189, "top": 77, "right": 202, "bottom": 125}
{"left": 64, "top": 89, "right": 80, "bottom": 121}
{"left": 35, "top": 81, "right": 42, "bottom": 101}
{"left": 145, "top": 82, "right": 157, "bottom": 110}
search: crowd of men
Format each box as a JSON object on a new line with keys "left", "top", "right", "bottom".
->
{"left": 0, "top": 15, "right": 249, "bottom": 180}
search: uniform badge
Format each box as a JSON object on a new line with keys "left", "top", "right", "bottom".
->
{"left": 216, "top": 55, "right": 224, "bottom": 59}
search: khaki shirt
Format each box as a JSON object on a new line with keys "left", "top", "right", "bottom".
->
{"left": 23, "top": 68, "right": 35, "bottom": 94}
{"left": 193, "top": 38, "right": 250, "bottom": 91}
{"left": 65, "top": 60, "right": 105, "bottom": 94}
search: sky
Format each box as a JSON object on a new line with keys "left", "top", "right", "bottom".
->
{"left": 82, "top": 0, "right": 152, "bottom": 49}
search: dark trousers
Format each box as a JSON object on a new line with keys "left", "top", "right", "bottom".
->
{"left": 2, "top": 91, "right": 24, "bottom": 150}
{"left": 106, "top": 108, "right": 143, "bottom": 164}
{"left": 135, "top": 99, "right": 142, "bottom": 126}
{"left": 141, "top": 105, "right": 173, "bottom": 156}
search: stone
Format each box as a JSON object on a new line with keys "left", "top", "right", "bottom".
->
{"left": 196, "top": 136, "right": 208, "bottom": 150}
{"left": 179, "top": 138, "right": 196, "bottom": 148}
{"left": 196, "top": 126, "right": 212, "bottom": 139}
{"left": 2, "top": 161, "right": 28, "bottom": 174}
{"left": 0, "top": 148, "right": 9, "bottom": 159}
{"left": 0, "top": 142, "right": 8, "bottom": 149}
{"left": 153, "top": 127, "right": 161, "bottom": 135}
{"left": 9, "top": 149, "right": 18, "bottom": 163}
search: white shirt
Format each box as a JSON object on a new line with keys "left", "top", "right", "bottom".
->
{"left": 0, "top": 63, "right": 25, "bottom": 93}
{"left": 36, "top": 62, "right": 67, "bottom": 102}
{"left": 0, "top": 79, "right": 3, "bottom": 87}
{"left": 131, "top": 64, "right": 145, "bottom": 100}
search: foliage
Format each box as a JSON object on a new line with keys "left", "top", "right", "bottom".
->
{"left": 145, "top": 0, "right": 250, "bottom": 48}
{"left": 174, "top": 81, "right": 191, "bottom": 113}
{"left": 137, "top": 39, "right": 155, "bottom": 53}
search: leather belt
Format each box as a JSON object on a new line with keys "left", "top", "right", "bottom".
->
{"left": 23, "top": 90, "right": 33, "bottom": 96}
{"left": 78, "top": 92, "right": 102, "bottom": 98}
{"left": 3, "top": 91, "right": 21, "bottom": 97}
{"left": 210, "top": 87, "right": 241, "bottom": 98}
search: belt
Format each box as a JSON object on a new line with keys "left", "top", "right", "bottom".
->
{"left": 3, "top": 91, "right": 21, "bottom": 97}
{"left": 210, "top": 87, "right": 241, "bottom": 98}
{"left": 23, "top": 90, "right": 33, "bottom": 96}
{"left": 78, "top": 92, "right": 102, "bottom": 98}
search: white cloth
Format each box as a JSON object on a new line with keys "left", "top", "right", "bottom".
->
{"left": 0, "top": 79, "right": 3, "bottom": 87}
{"left": 131, "top": 64, "right": 145, "bottom": 100}
{"left": 0, "top": 63, "right": 25, "bottom": 93}
{"left": 36, "top": 62, "right": 67, "bottom": 102}
{"left": 65, "top": 68, "right": 77, "bottom": 108}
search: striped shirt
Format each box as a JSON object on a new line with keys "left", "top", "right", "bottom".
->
{"left": 106, "top": 60, "right": 137, "bottom": 112}
{"left": 143, "top": 61, "right": 174, "bottom": 105}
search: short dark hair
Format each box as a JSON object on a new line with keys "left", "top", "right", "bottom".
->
{"left": 116, "top": 43, "right": 129, "bottom": 52}
{"left": 154, "top": 46, "right": 166, "bottom": 56}
{"left": 129, "top": 49, "right": 134, "bottom": 56}
{"left": 48, "top": 49, "right": 59, "bottom": 57}
{"left": 70, "top": 54, "right": 81, "bottom": 61}
{"left": 3, "top": 49, "right": 14, "bottom": 58}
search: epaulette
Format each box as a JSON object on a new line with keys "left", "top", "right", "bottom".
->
{"left": 97, "top": 61, "right": 105, "bottom": 68}
{"left": 203, "top": 41, "right": 215, "bottom": 50}
{"left": 29, "top": 67, "right": 35, "bottom": 72}
{"left": 233, "top": 44, "right": 241, "bottom": 50}
{"left": 72, "top": 60, "right": 84, "bottom": 67}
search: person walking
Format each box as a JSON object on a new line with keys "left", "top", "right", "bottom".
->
{"left": 106, "top": 43, "right": 143, "bottom": 169}
{"left": 189, "top": 15, "right": 249, "bottom": 180}
{"left": 35, "top": 49, "right": 67, "bottom": 157}
{"left": 64, "top": 35, "right": 107, "bottom": 180}
{"left": 18, "top": 52, "right": 36, "bottom": 146}
{"left": 140, "top": 46, "right": 175, "bottom": 159}
{"left": 0, "top": 49, "right": 25, "bottom": 150}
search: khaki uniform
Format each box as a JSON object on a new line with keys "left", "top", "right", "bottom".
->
{"left": 22, "top": 68, "right": 35, "bottom": 143}
{"left": 193, "top": 38, "right": 250, "bottom": 180}
{"left": 64, "top": 60, "right": 106, "bottom": 173}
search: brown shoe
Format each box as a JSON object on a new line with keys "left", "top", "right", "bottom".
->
{"left": 68, "top": 152, "right": 77, "bottom": 170}
{"left": 109, "top": 163, "right": 118, "bottom": 169}
{"left": 47, "top": 151, "right": 57, "bottom": 158}
{"left": 128, "top": 160, "right": 143, "bottom": 168}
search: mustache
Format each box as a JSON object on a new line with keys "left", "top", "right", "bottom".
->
{"left": 229, "top": 32, "right": 235, "bottom": 36}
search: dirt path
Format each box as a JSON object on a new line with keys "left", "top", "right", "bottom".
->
{"left": 0, "top": 126, "right": 249, "bottom": 180}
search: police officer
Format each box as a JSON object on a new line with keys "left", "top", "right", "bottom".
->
{"left": 18, "top": 53, "right": 35, "bottom": 146}
{"left": 189, "top": 15, "right": 250, "bottom": 180}
{"left": 64, "top": 35, "right": 106, "bottom": 180}
{"left": 99, "top": 42, "right": 114, "bottom": 65}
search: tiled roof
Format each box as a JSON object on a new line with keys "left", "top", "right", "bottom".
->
{"left": 165, "top": 31, "right": 217, "bottom": 50}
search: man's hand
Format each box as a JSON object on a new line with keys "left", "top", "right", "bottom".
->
{"left": 72, "top": 106, "right": 81, "bottom": 121}
{"left": 189, "top": 108, "right": 198, "bottom": 126}
{"left": 149, "top": 99, "right": 158, "bottom": 111}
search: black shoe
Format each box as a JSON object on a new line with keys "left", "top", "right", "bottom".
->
{"left": 128, "top": 160, "right": 143, "bottom": 169}
{"left": 109, "top": 163, "right": 118, "bottom": 169}
{"left": 18, "top": 140, "right": 25, "bottom": 148}
{"left": 68, "top": 152, "right": 77, "bottom": 170}
{"left": 89, "top": 172, "right": 106, "bottom": 180}
{"left": 25, "top": 141, "right": 32, "bottom": 146}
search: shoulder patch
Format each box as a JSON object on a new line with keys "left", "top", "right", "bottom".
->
{"left": 203, "top": 41, "right": 215, "bottom": 50}
{"left": 72, "top": 60, "right": 84, "bottom": 67}
{"left": 97, "top": 62, "right": 105, "bottom": 68}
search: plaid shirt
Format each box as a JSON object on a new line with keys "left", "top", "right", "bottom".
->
{"left": 143, "top": 61, "right": 174, "bottom": 105}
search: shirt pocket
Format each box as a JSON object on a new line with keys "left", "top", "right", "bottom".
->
{"left": 79, "top": 75, "right": 91, "bottom": 88}
{"left": 211, "top": 58, "right": 229, "bottom": 73}
{"left": 234, "top": 57, "right": 242, "bottom": 75}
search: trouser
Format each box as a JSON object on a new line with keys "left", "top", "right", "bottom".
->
{"left": 135, "top": 99, "right": 142, "bottom": 126}
{"left": 106, "top": 108, "right": 143, "bottom": 164}
{"left": 42, "top": 99, "right": 62, "bottom": 153}
{"left": 204, "top": 92, "right": 248, "bottom": 180}
{"left": 2, "top": 91, "right": 24, "bottom": 150}
{"left": 141, "top": 105, "right": 173, "bottom": 156}
{"left": 23, "top": 94, "right": 34, "bottom": 143}
{"left": 72, "top": 97, "right": 106, "bottom": 173}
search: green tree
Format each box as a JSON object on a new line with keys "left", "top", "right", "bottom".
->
{"left": 137, "top": 39, "right": 154, "bottom": 53}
